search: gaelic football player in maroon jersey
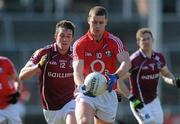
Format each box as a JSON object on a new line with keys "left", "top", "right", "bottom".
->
{"left": 73, "top": 6, "right": 145, "bottom": 124}
{"left": 129, "top": 28, "right": 180, "bottom": 124}
{"left": 19, "top": 20, "right": 77, "bottom": 124}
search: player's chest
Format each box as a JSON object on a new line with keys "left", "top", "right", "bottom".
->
{"left": 46, "top": 55, "right": 73, "bottom": 71}
{"left": 139, "top": 59, "right": 162, "bottom": 74}
{"left": 84, "top": 45, "right": 114, "bottom": 61}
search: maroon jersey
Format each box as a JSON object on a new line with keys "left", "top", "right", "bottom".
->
{"left": 129, "top": 49, "right": 166, "bottom": 104}
{"left": 30, "top": 43, "right": 75, "bottom": 110}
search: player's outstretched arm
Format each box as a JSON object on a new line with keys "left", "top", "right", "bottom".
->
{"left": 160, "top": 66, "right": 180, "bottom": 87}
{"left": 115, "top": 51, "right": 131, "bottom": 78}
{"left": 19, "top": 61, "right": 39, "bottom": 81}
{"left": 72, "top": 60, "right": 85, "bottom": 87}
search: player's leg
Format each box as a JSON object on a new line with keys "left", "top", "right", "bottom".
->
{"left": 130, "top": 98, "right": 162, "bottom": 124}
{"left": 0, "top": 107, "right": 8, "bottom": 124}
{"left": 94, "top": 117, "right": 113, "bottom": 124}
{"left": 66, "top": 111, "right": 76, "bottom": 124}
{"left": 75, "top": 101, "right": 95, "bottom": 124}
{"left": 130, "top": 103, "right": 143, "bottom": 124}
{"left": 94, "top": 91, "right": 118, "bottom": 124}
{"left": 2, "top": 104, "right": 22, "bottom": 124}
{"left": 0, "top": 115, "right": 6, "bottom": 124}
{"left": 0, "top": 120, "right": 8, "bottom": 124}
{"left": 43, "top": 109, "right": 57, "bottom": 124}
{"left": 64, "top": 100, "right": 76, "bottom": 124}
{"left": 149, "top": 97, "right": 163, "bottom": 124}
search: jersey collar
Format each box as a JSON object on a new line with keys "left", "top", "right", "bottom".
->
{"left": 139, "top": 49, "right": 155, "bottom": 59}
{"left": 53, "top": 42, "right": 72, "bottom": 54}
{"left": 87, "top": 30, "right": 109, "bottom": 41}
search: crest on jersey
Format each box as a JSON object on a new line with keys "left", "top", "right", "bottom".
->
{"left": 154, "top": 55, "right": 161, "bottom": 69}
{"left": 85, "top": 52, "right": 92, "bottom": 56}
{"left": 105, "top": 50, "right": 112, "bottom": 57}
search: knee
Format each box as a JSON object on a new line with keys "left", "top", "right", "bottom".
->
{"left": 77, "top": 116, "right": 90, "bottom": 124}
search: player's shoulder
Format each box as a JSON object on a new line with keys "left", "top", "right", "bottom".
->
{"left": 153, "top": 51, "right": 165, "bottom": 60}
{"left": 32, "top": 44, "right": 53, "bottom": 57}
{"left": 73, "top": 35, "right": 88, "bottom": 47}
{"left": 0, "top": 56, "right": 8, "bottom": 61}
{"left": 153, "top": 51, "right": 164, "bottom": 56}
{"left": 130, "top": 50, "right": 141, "bottom": 60}
{"left": 107, "top": 33, "right": 124, "bottom": 47}
{"left": 76, "top": 34, "right": 88, "bottom": 43}
{"left": 0, "top": 56, "right": 12, "bottom": 63}
{"left": 108, "top": 33, "right": 121, "bottom": 41}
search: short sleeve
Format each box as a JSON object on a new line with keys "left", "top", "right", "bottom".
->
{"left": 4, "top": 58, "right": 15, "bottom": 76}
{"left": 159, "top": 53, "right": 166, "bottom": 68}
{"left": 73, "top": 40, "right": 84, "bottom": 61}
{"left": 108, "top": 34, "right": 128, "bottom": 57}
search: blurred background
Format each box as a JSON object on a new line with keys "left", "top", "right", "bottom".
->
{"left": 0, "top": 0, "right": 180, "bottom": 123}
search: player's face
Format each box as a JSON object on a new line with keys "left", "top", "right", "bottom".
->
{"left": 55, "top": 27, "right": 73, "bottom": 52}
{"left": 88, "top": 15, "right": 107, "bottom": 40}
{"left": 138, "top": 33, "right": 153, "bottom": 51}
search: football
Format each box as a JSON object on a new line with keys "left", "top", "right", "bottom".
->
{"left": 84, "top": 72, "right": 107, "bottom": 96}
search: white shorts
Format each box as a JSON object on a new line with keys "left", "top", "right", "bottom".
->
{"left": 0, "top": 104, "right": 22, "bottom": 124}
{"left": 43, "top": 100, "right": 75, "bottom": 124}
{"left": 76, "top": 90, "right": 118, "bottom": 122}
{"left": 130, "top": 97, "right": 163, "bottom": 124}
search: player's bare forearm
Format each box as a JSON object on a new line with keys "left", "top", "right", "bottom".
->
{"left": 73, "top": 60, "right": 84, "bottom": 87}
{"left": 117, "top": 78, "right": 131, "bottom": 98}
{"left": 116, "top": 62, "right": 131, "bottom": 77}
{"left": 19, "top": 64, "right": 39, "bottom": 81}
{"left": 160, "top": 66, "right": 175, "bottom": 85}
{"left": 116, "top": 51, "right": 131, "bottom": 78}
{"left": 73, "top": 72, "right": 84, "bottom": 87}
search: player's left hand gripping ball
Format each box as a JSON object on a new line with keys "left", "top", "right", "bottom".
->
{"left": 82, "top": 72, "right": 107, "bottom": 97}
{"left": 105, "top": 72, "right": 119, "bottom": 92}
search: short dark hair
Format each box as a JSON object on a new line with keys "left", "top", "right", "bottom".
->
{"left": 136, "top": 28, "right": 153, "bottom": 41}
{"left": 55, "top": 20, "right": 75, "bottom": 36}
{"left": 88, "top": 6, "right": 107, "bottom": 18}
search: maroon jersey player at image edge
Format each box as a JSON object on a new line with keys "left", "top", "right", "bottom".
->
{"left": 19, "top": 20, "right": 77, "bottom": 124}
{"left": 128, "top": 28, "right": 180, "bottom": 124}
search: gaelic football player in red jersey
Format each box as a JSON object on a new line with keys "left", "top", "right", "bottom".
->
{"left": 19, "top": 20, "right": 77, "bottom": 124}
{"left": 0, "top": 56, "right": 22, "bottom": 124}
{"left": 129, "top": 28, "right": 180, "bottom": 124}
{"left": 73, "top": 6, "right": 145, "bottom": 124}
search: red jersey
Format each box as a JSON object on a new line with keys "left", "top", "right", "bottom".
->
{"left": 0, "top": 56, "right": 16, "bottom": 109}
{"left": 129, "top": 49, "right": 166, "bottom": 104}
{"left": 73, "top": 30, "right": 127, "bottom": 78}
{"left": 30, "top": 43, "right": 75, "bottom": 110}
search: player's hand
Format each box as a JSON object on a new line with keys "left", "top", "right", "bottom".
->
{"left": 129, "top": 95, "right": 144, "bottom": 111}
{"left": 175, "top": 77, "right": 180, "bottom": 88}
{"left": 74, "top": 84, "right": 84, "bottom": 98}
{"left": 38, "top": 54, "right": 49, "bottom": 68}
{"left": 80, "top": 84, "right": 96, "bottom": 97}
{"left": 105, "top": 72, "right": 119, "bottom": 92}
{"left": 74, "top": 84, "right": 96, "bottom": 98}
{"left": 8, "top": 91, "right": 21, "bottom": 104}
